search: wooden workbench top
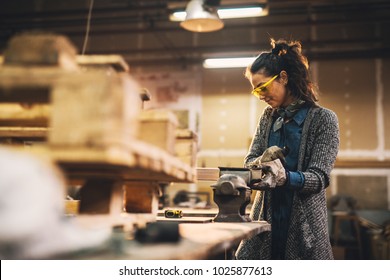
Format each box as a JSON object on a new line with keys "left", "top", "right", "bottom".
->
{"left": 67, "top": 221, "right": 270, "bottom": 260}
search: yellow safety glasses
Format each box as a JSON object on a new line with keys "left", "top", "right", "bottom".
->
{"left": 251, "top": 74, "right": 279, "bottom": 98}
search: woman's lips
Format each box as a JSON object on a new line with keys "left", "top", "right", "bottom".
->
{"left": 264, "top": 98, "right": 275, "bottom": 107}
{"left": 263, "top": 98, "right": 271, "bottom": 103}
{"left": 259, "top": 95, "right": 271, "bottom": 104}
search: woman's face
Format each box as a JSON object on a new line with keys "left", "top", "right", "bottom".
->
{"left": 250, "top": 71, "right": 292, "bottom": 108}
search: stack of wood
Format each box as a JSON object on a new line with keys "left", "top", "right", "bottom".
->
{"left": 0, "top": 32, "right": 197, "bottom": 226}
{"left": 175, "top": 129, "right": 198, "bottom": 168}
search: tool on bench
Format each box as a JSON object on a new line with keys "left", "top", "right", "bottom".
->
{"left": 164, "top": 209, "right": 183, "bottom": 218}
{"left": 211, "top": 146, "right": 289, "bottom": 222}
{"left": 211, "top": 167, "right": 261, "bottom": 222}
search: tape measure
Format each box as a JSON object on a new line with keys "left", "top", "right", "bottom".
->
{"left": 164, "top": 209, "right": 183, "bottom": 218}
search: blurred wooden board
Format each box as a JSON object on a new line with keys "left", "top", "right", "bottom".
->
{"left": 111, "top": 221, "right": 269, "bottom": 260}
{"left": 196, "top": 167, "right": 220, "bottom": 181}
{"left": 158, "top": 208, "right": 218, "bottom": 218}
{"left": 65, "top": 221, "right": 270, "bottom": 260}
{"left": 156, "top": 216, "right": 213, "bottom": 223}
{"left": 31, "top": 139, "right": 196, "bottom": 183}
{"left": 0, "top": 104, "right": 50, "bottom": 126}
{"left": 0, "top": 66, "right": 69, "bottom": 103}
{"left": 0, "top": 126, "right": 47, "bottom": 138}
{"left": 138, "top": 109, "right": 178, "bottom": 155}
{"left": 335, "top": 159, "right": 390, "bottom": 168}
{"left": 124, "top": 181, "right": 160, "bottom": 214}
{"left": 2, "top": 33, "right": 77, "bottom": 69}
{"left": 175, "top": 129, "right": 198, "bottom": 168}
{"left": 76, "top": 55, "right": 129, "bottom": 72}
{"left": 49, "top": 70, "right": 141, "bottom": 148}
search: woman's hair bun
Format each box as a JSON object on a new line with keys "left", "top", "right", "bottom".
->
{"left": 270, "top": 38, "right": 304, "bottom": 57}
{"left": 271, "top": 39, "right": 288, "bottom": 56}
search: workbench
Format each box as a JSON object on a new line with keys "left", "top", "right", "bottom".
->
{"left": 61, "top": 220, "right": 270, "bottom": 260}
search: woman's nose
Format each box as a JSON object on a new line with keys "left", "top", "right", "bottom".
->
{"left": 259, "top": 93, "right": 268, "bottom": 100}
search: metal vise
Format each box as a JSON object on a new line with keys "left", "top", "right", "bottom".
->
{"left": 211, "top": 167, "right": 263, "bottom": 222}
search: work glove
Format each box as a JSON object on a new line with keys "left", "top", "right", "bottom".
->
{"left": 260, "top": 146, "right": 287, "bottom": 164}
{"left": 251, "top": 159, "right": 287, "bottom": 190}
{"left": 262, "top": 159, "right": 287, "bottom": 186}
{"left": 246, "top": 146, "right": 288, "bottom": 168}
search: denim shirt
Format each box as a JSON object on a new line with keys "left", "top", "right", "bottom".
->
{"left": 268, "top": 106, "right": 308, "bottom": 259}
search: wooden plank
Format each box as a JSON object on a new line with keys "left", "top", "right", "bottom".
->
{"left": 158, "top": 208, "right": 218, "bottom": 217}
{"left": 0, "top": 127, "right": 48, "bottom": 138}
{"left": 2, "top": 32, "right": 78, "bottom": 70}
{"left": 156, "top": 216, "right": 213, "bottom": 223}
{"left": 49, "top": 70, "right": 141, "bottom": 147}
{"left": 176, "top": 155, "right": 197, "bottom": 167}
{"left": 0, "top": 86, "right": 51, "bottom": 103}
{"left": 175, "top": 129, "right": 198, "bottom": 167}
{"left": 178, "top": 221, "right": 269, "bottom": 248}
{"left": 78, "top": 178, "right": 123, "bottom": 216}
{"left": 0, "top": 67, "right": 72, "bottom": 104}
{"left": 0, "top": 104, "right": 50, "bottom": 126}
{"left": 175, "top": 129, "right": 198, "bottom": 139}
{"left": 124, "top": 181, "right": 160, "bottom": 214}
{"left": 196, "top": 167, "right": 220, "bottom": 181}
{"left": 31, "top": 139, "right": 196, "bottom": 183}
{"left": 76, "top": 55, "right": 130, "bottom": 72}
{"left": 138, "top": 109, "right": 178, "bottom": 155}
{"left": 335, "top": 159, "right": 390, "bottom": 168}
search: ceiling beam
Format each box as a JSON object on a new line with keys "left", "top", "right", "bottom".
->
{"left": 125, "top": 47, "right": 390, "bottom": 67}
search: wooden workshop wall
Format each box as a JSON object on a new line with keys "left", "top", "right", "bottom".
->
{"left": 319, "top": 59, "right": 380, "bottom": 153}
{"left": 317, "top": 58, "right": 390, "bottom": 210}
{"left": 198, "top": 68, "right": 263, "bottom": 167}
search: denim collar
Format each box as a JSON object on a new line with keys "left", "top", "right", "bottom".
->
{"left": 291, "top": 106, "right": 309, "bottom": 126}
{"left": 272, "top": 100, "right": 307, "bottom": 132}
{"left": 272, "top": 106, "right": 310, "bottom": 130}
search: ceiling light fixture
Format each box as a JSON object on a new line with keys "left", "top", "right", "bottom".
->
{"left": 180, "top": 0, "right": 224, "bottom": 32}
{"left": 203, "top": 57, "right": 257, "bottom": 68}
{"left": 218, "top": 6, "right": 265, "bottom": 19}
{"left": 170, "top": 4, "right": 267, "bottom": 22}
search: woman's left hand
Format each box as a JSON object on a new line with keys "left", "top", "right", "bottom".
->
{"left": 261, "top": 158, "right": 287, "bottom": 186}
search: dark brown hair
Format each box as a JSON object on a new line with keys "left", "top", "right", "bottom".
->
{"left": 246, "top": 39, "right": 318, "bottom": 105}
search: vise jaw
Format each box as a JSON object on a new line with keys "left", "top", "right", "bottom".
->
{"left": 211, "top": 167, "right": 260, "bottom": 222}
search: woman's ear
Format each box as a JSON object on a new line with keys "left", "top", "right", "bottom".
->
{"left": 280, "top": 70, "right": 288, "bottom": 85}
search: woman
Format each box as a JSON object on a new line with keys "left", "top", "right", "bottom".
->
{"left": 235, "top": 39, "right": 339, "bottom": 260}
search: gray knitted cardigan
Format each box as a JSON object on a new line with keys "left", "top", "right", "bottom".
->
{"left": 236, "top": 105, "right": 339, "bottom": 260}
